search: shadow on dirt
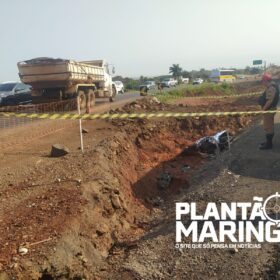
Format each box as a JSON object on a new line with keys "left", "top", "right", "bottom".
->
{"left": 128, "top": 119, "right": 280, "bottom": 242}
{"left": 132, "top": 152, "right": 204, "bottom": 208}
{"left": 229, "top": 123, "right": 280, "bottom": 181}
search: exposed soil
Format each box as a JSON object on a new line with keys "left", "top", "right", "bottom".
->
{"left": 0, "top": 89, "right": 279, "bottom": 279}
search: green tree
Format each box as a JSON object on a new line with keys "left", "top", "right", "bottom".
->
{"left": 169, "top": 64, "right": 183, "bottom": 80}
{"left": 181, "top": 70, "right": 191, "bottom": 79}
{"left": 139, "top": 76, "right": 148, "bottom": 83}
{"left": 198, "top": 68, "right": 211, "bottom": 80}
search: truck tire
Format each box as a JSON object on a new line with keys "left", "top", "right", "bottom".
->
{"left": 86, "top": 89, "right": 95, "bottom": 113}
{"left": 77, "top": 90, "right": 86, "bottom": 112}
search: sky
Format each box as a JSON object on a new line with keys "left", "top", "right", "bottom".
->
{"left": 1, "top": 0, "right": 280, "bottom": 81}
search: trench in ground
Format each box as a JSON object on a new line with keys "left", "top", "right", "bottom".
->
{"left": 1, "top": 109, "right": 258, "bottom": 279}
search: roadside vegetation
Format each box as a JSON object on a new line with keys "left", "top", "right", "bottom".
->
{"left": 113, "top": 64, "right": 263, "bottom": 91}
{"left": 155, "top": 83, "right": 236, "bottom": 103}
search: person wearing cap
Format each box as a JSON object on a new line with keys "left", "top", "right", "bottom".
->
{"left": 258, "top": 73, "right": 279, "bottom": 150}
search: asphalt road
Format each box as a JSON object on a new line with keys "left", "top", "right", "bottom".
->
{"left": 0, "top": 91, "right": 143, "bottom": 129}
{"left": 0, "top": 86, "right": 179, "bottom": 129}
{"left": 96, "top": 91, "right": 140, "bottom": 105}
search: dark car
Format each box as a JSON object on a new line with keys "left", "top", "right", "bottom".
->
{"left": 0, "top": 82, "right": 32, "bottom": 106}
{"left": 139, "top": 81, "right": 156, "bottom": 90}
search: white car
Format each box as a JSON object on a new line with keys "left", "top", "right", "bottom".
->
{"left": 192, "top": 78, "right": 204, "bottom": 85}
{"left": 161, "top": 78, "right": 178, "bottom": 88}
{"left": 114, "top": 81, "right": 124, "bottom": 94}
{"left": 181, "top": 78, "right": 189, "bottom": 84}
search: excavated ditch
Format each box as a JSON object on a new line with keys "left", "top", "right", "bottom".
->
{"left": 37, "top": 118, "right": 253, "bottom": 279}
{"left": 1, "top": 99, "right": 256, "bottom": 280}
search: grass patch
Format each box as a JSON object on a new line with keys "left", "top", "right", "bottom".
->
{"left": 155, "top": 83, "right": 237, "bottom": 103}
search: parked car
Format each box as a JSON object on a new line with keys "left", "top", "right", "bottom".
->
{"left": 139, "top": 81, "right": 156, "bottom": 90}
{"left": 192, "top": 78, "right": 204, "bottom": 85}
{"left": 0, "top": 82, "right": 32, "bottom": 106}
{"left": 114, "top": 81, "right": 125, "bottom": 94}
{"left": 160, "top": 78, "right": 177, "bottom": 88}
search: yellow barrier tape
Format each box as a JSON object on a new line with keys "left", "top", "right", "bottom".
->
{"left": 0, "top": 110, "right": 277, "bottom": 120}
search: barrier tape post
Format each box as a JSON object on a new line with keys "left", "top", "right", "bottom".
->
{"left": 77, "top": 98, "right": 84, "bottom": 153}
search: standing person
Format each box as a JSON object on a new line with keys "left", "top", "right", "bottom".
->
{"left": 157, "top": 81, "right": 163, "bottom": 92}
{"left": 258, "top": 73, "right": 279, "bottom": 150}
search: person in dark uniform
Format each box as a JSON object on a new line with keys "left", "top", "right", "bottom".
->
{"left": 258, "top": 73, "right": 279, "bottom": 150}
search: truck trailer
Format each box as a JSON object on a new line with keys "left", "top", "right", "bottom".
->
{"left": 17, "top": 57, "right": 117, "bottom": 112}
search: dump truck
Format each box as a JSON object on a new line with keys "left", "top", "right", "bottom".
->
{"left": 17, "top": 57, "right": 117, "bottom": 112}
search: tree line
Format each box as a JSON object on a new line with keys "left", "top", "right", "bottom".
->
{"left": 113, "top": 64, "right": 263, "bottom": 90}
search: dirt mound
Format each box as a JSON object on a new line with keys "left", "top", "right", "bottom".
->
{"left": 109, "top": 97, "right": 166, "bottom": 114}
{"left": 0, "top": 131, "right": 151, "bottom": 279}
{"left": 110, "top": 95, "right": 259, "bottom": 115}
